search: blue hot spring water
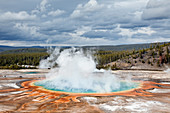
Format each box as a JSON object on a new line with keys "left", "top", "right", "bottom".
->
{"left": 37, "top": 48, "right": 140, "bottom": 94}
{"left": 23, "top": 72, "right": 40, "bottom": 74}
{"left": 34, "top": 80, "right": 140, "bottom": 93}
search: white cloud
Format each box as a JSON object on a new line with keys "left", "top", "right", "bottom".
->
{"left": 71, "top": 0, "right": 103, "bottom": 18}
{"left": 39, "top": 0, "right": 48, "bottom": 12}
{"left": 0, "top": 40, "right": 30, "bottom": 46}
{"left": 14, "top": 23, "right": 42, "bottom": 38}
{"left": 114, "top": 0, "right": 148, "bottom": 9}
{"left": 116, "top": 25, "right": 156, "bottom": 38}
{"left": 137, "top": 27, "right": 156, "bottom": 35}
{"left": 48, "top": 9, "right": 65, "bottom": 16}
{"left": 69, "top": 26, "right": 92, "bottom": 37}
{"left": 32, "top": 0, "right": 49, "bottom": 14}
{"left": 0, "top": 11, "right": 36, "bottom": 21}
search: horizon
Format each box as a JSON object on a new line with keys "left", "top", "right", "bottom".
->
{"left": 0, "top": 41, "right": 168, "bottom": 48}
{"left": 0, "top": 0, "right": 170, "bottom": 46}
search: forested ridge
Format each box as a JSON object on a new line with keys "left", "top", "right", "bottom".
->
{"left": 95, "top": 50, "right": 133, "bottom": 68}
{"left": 0, "top": 48, "right": 47, "bottom": 54}
{"left": 96, "top": 42, "right": 170, "bottom": 70}
{"left": 0, "top": 42, "right": 169, "bottom": 69}
{"left": 0, "top": 52, "right": 48, "bottom": 69}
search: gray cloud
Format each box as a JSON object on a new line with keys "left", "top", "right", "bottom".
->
{"left": 0, "top": 0, "right": 169, "bottom": 46}
{"left": 142, "top": 0, "right": 170, "bottom": 20}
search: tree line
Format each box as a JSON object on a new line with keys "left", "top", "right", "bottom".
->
{"left": 0, "top": 42, "right": 169, "bottom": 69}
{"left": 95, "top": 42, "right": 170, "bottom": 69}
{"left": 0, "top": 52, "right": 48, "bottom": 69}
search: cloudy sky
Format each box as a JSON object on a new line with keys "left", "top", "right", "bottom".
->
{"left": 0, "top": 0, "right": 170, "bottom": 46}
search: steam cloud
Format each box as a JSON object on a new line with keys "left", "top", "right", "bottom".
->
{"left": 38, "top": 48, "right": 125, "bottom": 93}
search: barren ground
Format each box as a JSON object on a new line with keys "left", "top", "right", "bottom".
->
{"left": 0, "top": 69, "right": 170, "bottom": 113}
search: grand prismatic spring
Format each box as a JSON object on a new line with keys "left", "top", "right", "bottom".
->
{"left": 35, "top": 48, "right": 140, "bottom": 94}
{"left": 0, "top": 48, "right": 170, "bottom": 112}
{"left": 21, "top": 48, "right": 170, "bottom": 101}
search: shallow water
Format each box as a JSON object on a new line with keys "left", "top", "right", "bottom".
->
{"left": 34, "top": 81, "right": 140, "bottom": 93}
{"left": 23, "top": 72, "right": 40, "bottom": 74}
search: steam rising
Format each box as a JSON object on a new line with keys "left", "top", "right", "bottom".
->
{"left": 38, "top": 48, "right": 122, "bottom": 93}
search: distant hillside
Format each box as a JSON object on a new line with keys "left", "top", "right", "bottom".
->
{"left": 0, "top": 42, "right": 169, "bottom": 54}
{"left": 0, "top": 48, "right": 47, "bottom": 54}
{"left": 0, "top": 45, "right": 24, "bottom": 52}
{"left": 84, "top": 42, "right": 166, "bottom": 51}
{"left": 107, "top": 43, "right": 170, "bottom": 70}
{"left": 0, "top": 42, "right": 169, "bottom": 53}
{"left": 0, "top": 45, "right": 45, "bottom": 53}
